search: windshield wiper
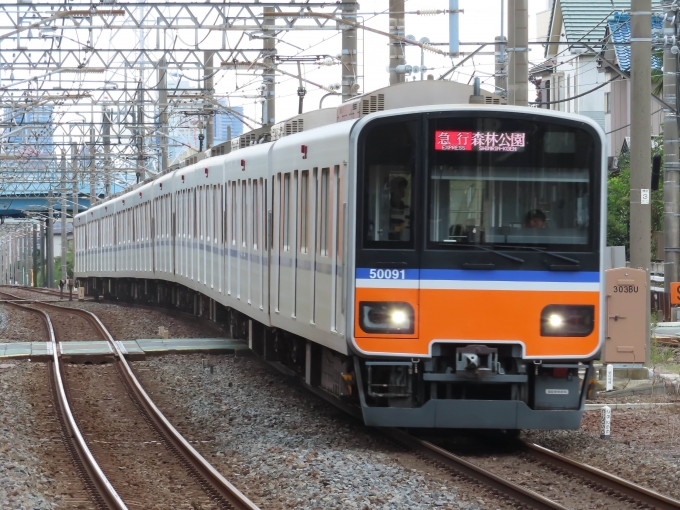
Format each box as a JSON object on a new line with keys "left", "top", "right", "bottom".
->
{"left": 488, "top": 244, "right": 580, "bottom": 265}
{"left": 526, "top": 247, "right": 579, "bottom": 264}
{"left": 440, "top": 243, "right": 524, "bottom": 264}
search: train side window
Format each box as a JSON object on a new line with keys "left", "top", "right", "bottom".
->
{"left": 214, "top": 185, "right": 218, "bottom": 242}
{"left": 300, "top": 170, "right": 309, "bottom": 253}
{"left": 242, "top": 181, "right": 247, "bottom": 247}
{"left": 283, "top": 173, "right": 291, "bottom": 251}
{"left": 253, "top": 180, "right": 259, "bottom": 250}
{"left": 231, "top": 183, "right": 237, "bottom": 245}
{"left": 264, "top": 178, "right": 268, "bottom": 251}
{"left": 193, "top": 189, "right": 197, "bottom": 239}
{"left": 320, "top": 167, "right": 330, "bottom": 256}
{"left": 335, "top": 164, "right": 342, "bottom": 257}
{"left": 222, "top": 185, "right": 227, "bottom": 244}
{"left": 361, "top": 119, "right": 418, "bottom": 247}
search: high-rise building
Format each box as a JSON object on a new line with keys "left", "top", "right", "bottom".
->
{"left": 160, "top": 73, "right": 244, "bottom": 163}
{"left": 213, "top": 102, "right": 243, "bottom": 144}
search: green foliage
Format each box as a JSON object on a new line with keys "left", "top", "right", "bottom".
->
{"left": 53, "top": 249, "right": 74, "bottom": 284}
{"left": 651, "top": 336, "right": 676, "bottom": 365}
{"left": 606, "top": 134, "right": 664, "bottom": 259}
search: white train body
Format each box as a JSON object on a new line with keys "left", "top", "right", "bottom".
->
{"left": 77, "top": 119, "right": 353, "bottom": 353}
{"left": 76, "top": 82, "right": 605, "bottom": 430}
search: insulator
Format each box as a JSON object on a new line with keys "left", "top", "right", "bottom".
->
{"left": 421, "top": 43, "right": 441, "bottom": 54}
{"left": 416, "top": 9, "right": 442, "bottom": 16}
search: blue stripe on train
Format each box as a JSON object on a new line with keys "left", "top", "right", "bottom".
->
{"left": 356, "top": 268, "right": 600, "bottom": 283}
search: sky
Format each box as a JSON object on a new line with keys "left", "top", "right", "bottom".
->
{"left": 220, "top": 0, "right": 553, "bottom": 124}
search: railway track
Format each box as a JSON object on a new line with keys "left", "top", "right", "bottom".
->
{"left": 7, "top": 284, "right": 680, "bottom": 509}
{"left": 0, "top": 290, "right": 258, "bottom": 510}
{"left": 385, "top": 428, "right": 680, "bottom": 510}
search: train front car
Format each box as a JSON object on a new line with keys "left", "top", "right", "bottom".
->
{"left": 349, "top": 106, "right": 605, "bottom": 430}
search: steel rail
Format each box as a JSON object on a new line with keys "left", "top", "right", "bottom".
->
{"left": 0, "top": 292, "right": 126, "bottom": 510}
{"left": 29, "top": 298, "right": 260, "bottom": 510}
{"left": 521, "top": 441, "right": 680, "bottom": 509}
{"left": 382, "top": 428, "right": 568, "bottom": 510}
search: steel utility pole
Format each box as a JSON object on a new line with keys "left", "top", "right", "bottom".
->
{"left": 158, "top": 59, "right": 169, "bottom": 172}
{"left": 495, "top": 36, "right": 508, "bottom": 98}
{"left": 47, "top": 191, "right": 54, "bottom": 288}
{"left": 263, "top": 6, "right": 276, "bottom": 126}
{"left": 136, "top": 81, "right": 145, "bottom": 181}
{"left": 342, "top": 1, "right": 359, "bottom": 100}
{"left": 507, "top": 0, "right": 528, "bottom": 106}
{"left": 204, "top": 51, "right": 215, "bottom": 150}
{"left": 389, "top": 0, "right": 405, "bottom": 86}
{"left": 60, "top": 151, "right": 68, "bottom": 284}
{"left": 41, "top": 219, "right": 47, "bottom": 287}
{"left": 103, "top": 108, "right": 112, "bottom": 195}
{"left": 71, "top": 142, "right": 78, "bottom": 225}
{"left": 663, "top": 1, "right": 680, "bottom": 297}
{"left": 89, "top": 119, "right": 96, "bottom": 206}
{"left": 32, "top": 223, "right": 37, "bottom": 286}
{"left": 630, "top": 0, "right": 651, "bottom": 359}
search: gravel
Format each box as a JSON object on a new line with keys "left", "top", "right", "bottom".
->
{"left": 0, "top": 304, "right": 47, "bottom": 343}
{"left": 0, "top": 361, "right": 91, "bottom": 509}
{"left": 525, "top": 405, "right": 680, "bottom": 500}
{"left": 133, "top": 354, "right": 508, "bottom": 510}
{"left": 55, "top": 301, "right": 225, "bottom": 340}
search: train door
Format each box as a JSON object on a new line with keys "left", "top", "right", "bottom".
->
{"left": 294, "top": 170, "right": 311, "bottom": 324}
{"left": 271, "top": 173, "right": 281, "bottom": 314}
{"left": 247, "top": 179, "right": 252, "bottom": 304}
{"left": 314, "top": 167, "right": 333, "bottom": 331}
{"left": 249, "top": 179, "right": 261, "bottom": 307}
{"left": 309, "top": 168, "right": 319, "bottom": 324}
{"left": 280, "top": 172, "right": 293, "bottom": 317}
{"left": 291, "top": 172, "right": 298, "bottom": 318}
{"left": 331, "top": 165, "right": 343, "bottom": 334}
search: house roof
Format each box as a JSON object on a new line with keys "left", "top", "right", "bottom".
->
{"left": 606, "top": 12, "right": 663, "bottom": 72}
{"left": 546, "top": 0, "right": 661, "bottom": 56}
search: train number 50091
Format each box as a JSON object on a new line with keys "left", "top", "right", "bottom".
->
{"left": 369, "top": 269, "right": 406, "bottom": 280}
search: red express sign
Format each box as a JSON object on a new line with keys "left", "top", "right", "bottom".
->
{"left": 435, "top": 131, "right": 526, "bottom": 152}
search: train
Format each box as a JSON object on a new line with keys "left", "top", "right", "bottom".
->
{"left": 75, "top": 80, "right": 605, "bottom": 430}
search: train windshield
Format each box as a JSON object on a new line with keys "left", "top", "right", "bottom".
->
{"left": 428, "top": 117, "right": 596, "bottom": 250}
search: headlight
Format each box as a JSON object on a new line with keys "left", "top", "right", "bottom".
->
{"left": 541, "top": 305, "right": 595, "bottom": 337}
{"left": 359, "top": 302, "right": 414, "bottom": 334}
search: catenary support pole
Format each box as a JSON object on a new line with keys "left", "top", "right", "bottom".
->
{"left": 60, "top": 151, "right": 68, "bottom": 284}
{"left": 89, "top": 119, "right": 96, "bottom": 206}
{"left": 495, "top": 36, "right": 508, "bottom": 98}
{"left": 342, "top": 1, "right": 359, "bottom": 100}
{"left": 507, "top": 0, "right": 528, "bottom": 106}
{"left": 204, "top": 51, "right": 214, "bottom": 150}
{"left": 136, "top": 80, "right": 145, "bottom": 181}
{"left": 32, "top": 223, "right": 37, "bottom": 286}
{"left": 389, "top": 0, "right": 405, "bottom": 86}
{"left": 47, "top": 193, "right": 54, "bottom": 288}
{"left": 158, "top": 58, "right": 168, "bottom": 172}
{"left": 263, "top": 7, "right": 276, "bottom": 126}
{"left": 42, "top": 219, "right": 47, "bottom": 287}
{"left": 23, "top": 230, "right": 28, "bottom": 285}
{"left": 630, "top": 0, "right": 652, "bottom": 362}
{"left": 664, "top": 0, "right": 680, "bottom": 297}
{"left": 103, "top": 108, "right": 111, "bottom": 196}
{"left": 71, "top": 142, "right": 78, "bottom": 227}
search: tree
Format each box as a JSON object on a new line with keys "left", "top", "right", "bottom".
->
{"left": 607, "top": 134, "right": 664, "bottom": 258}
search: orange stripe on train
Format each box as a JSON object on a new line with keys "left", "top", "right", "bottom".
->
{"left": 354, "top": 288, "right": 600, "bottom": 358}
